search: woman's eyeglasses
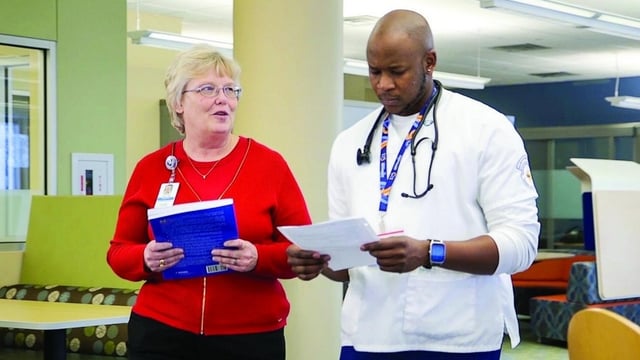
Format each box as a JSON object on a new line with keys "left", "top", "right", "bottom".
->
{"left": 182, "top": 85, "right": 242, "bottom": 99}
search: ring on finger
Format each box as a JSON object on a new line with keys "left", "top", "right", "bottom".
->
{"left": 233, "top": 258, "right": 237, "bottom": 265}
{"left": 159, "top": 259, "right": 165, "bottom": 267}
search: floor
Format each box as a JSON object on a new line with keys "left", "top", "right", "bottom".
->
{"left": 501, "top": 319, "right": 569, "bottom": 360}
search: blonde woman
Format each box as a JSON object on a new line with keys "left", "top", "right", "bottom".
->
{"left": 108, "top": 44, "right": 311, "bottom": 360}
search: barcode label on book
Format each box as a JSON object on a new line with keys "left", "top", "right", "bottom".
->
{"left": 206, "top": 264, "right": 228, "bottom": 274}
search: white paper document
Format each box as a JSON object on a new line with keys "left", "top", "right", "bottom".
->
{"left": 278, "top": 217, "right": 379, "bottom": 270}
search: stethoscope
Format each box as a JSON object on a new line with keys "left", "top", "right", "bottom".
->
{"left": 356, "top": 80, "right": 442, "bottom": 199}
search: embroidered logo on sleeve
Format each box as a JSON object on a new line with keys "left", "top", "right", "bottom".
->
{"left": 516, "top": 155, "right": 534, "bottom": 187}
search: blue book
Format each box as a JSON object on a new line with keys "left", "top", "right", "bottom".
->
{"left": 147, "top": 199, "right": 238, "bottom": 280}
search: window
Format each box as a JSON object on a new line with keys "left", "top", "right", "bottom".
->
{"left": 521, "top": 123, "right": 640, "bottom": 249}
{"left": 0, "top": 35, "right": 56, "bottom": 245}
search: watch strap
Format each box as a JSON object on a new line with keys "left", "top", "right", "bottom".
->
{"left": 423, "top": 240, "right": 432, "bottom": 269}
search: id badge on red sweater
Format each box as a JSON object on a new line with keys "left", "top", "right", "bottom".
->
{"left": 154, "top": 182, "right": 179, "bottom": 208}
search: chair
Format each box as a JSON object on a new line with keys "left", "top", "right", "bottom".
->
{"left": 529, "top": 261, "right": 640, "bottom": 343}
{"left": 568, "top": 307, "right": 640, "bottom": 359}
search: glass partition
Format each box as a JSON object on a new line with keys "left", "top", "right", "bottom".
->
{"left": 520, "top": 123, "right": 640, "bottom": 249}
{"left": 0, "top": 36, "right": 55, "bottom": 245}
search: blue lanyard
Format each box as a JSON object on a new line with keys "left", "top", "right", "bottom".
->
{"left": 378, "top": 87, "right": 438, "bottom": 213}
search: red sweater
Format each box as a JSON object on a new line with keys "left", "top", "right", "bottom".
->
{"left": 107, "top": 137, "right": 311, "bottom": 335}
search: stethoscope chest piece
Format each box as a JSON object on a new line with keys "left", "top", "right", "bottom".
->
{"left": 356, "top": 148, "right": 370, "bottom": 165}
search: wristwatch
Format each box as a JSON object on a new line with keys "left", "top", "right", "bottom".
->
{"left": 424, "top": 239, "right": 446, "bottom": 269}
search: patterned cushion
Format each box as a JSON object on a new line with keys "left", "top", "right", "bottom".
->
{"left": 530, "top": 261, "right": 640, "bottom": 343}
{"left": 566, "top": 261, "right": 602, "bottom": 304}
{"left": 529, "top": 294, "right": 584, "bottom": 342}
{"left": 599, "top": 303, "right": 640, "bottom": 325}
{"left": 567, "top": 261, "right": 640, "bottom": 304}
{"left": 0, "top": 284, "right": 137, "bottom": 357}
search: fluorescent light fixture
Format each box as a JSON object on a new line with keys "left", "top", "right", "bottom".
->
{"left": 432, "top": 70, "right": 491, "bottom": 90}
{"left": 605, "top": 76, "right": 640, "bottom": 110}
{"left": 128, "top": 30, "right": 233, "bottom": 57}
{"left": 129, "top": 32, "right": 490, "bottom": 90}
{"left": 344, "top": 58, "right": 491, "bottom": 89}
{"left": 605, "top": 96, "right": 640, "bottom": 110}
{"left": 344, "top": 58, "right": 369, "bottom": 76}
{"left": 480, "top": 0, "right": 640, "bottom": 40}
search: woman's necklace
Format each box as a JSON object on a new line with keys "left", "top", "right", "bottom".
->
{"left": 184, "top": 138, "right": 233, "bottom": 179}
{"left": 178, "top": 139, "right": 252, "bottom": 201}
{"left": 186, "top": 156, "right": 220, "bottom": 179}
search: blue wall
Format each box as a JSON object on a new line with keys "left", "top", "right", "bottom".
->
{"left": 457, "top": 76, "right": 640, "bottom": 128}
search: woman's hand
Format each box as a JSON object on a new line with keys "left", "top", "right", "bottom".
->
{"left": 144, "top": 240, "right": 185, "bottom": 272}
{"left": 212, "top": 239, "right": 258, "bottom": 272}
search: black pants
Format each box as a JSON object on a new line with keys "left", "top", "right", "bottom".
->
{"left": 127, "top": 312, "right": 285, "bottom": 360}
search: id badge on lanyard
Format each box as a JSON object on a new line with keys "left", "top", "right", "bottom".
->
{"left": 155, "top": 149, "right": 180, "bottom": 208}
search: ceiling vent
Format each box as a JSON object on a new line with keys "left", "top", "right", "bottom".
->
{"left": 530, "top": 71, "right": 576, "bottom": 78}
{"left": 490, "top": 43, "right": 549, "bottom": 52}
{"left": 344, "top": 15, "right": 378, "bottom": 26}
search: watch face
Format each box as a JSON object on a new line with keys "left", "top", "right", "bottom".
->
{"left": 431, "top": 242, "right": 446, "bottom": 263}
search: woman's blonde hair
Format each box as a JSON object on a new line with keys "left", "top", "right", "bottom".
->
{"left": 164, "top": 44, "right": 241, "bottom": 134}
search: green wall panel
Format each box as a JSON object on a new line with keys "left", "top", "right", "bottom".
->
{"left": 0, "top": 0, "right": 57, "bottom": 40}
{"left": 56, "top": 0, "right": 127, "bottom": 194}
